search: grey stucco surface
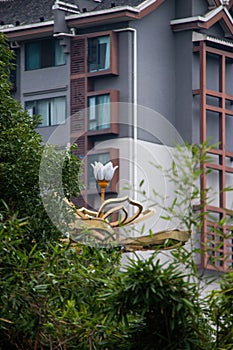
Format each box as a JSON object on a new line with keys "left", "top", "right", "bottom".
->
{"left": 133, "top": 0, "right": 176, "bottom": 126}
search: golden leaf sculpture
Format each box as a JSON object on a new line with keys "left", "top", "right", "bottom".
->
{"left": 64, "top": 196, "right": 190, "bottom": 251}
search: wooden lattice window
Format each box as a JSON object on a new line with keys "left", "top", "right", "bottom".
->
{"left": 193, "top": 41, "right": 233, "bottom": 271}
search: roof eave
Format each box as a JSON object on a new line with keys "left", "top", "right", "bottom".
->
{"left": 171, "top": 5, "right": 233, "bottom": 35}
{"left": 1, "top": 0, "right": 166, "bottom": 40}
{"left": 66, "top": 6, "right": 140, "bottom": 28}
{"left": 1, "top": 6, "right": 140, "bottom": 40}
{"left": 192, "top": 30, "right": 233, "bottom": 47}
{"left": 170, "top": 5, "right": 224, "bottom": 27}
{"left": 1, "top": 21, "right": 54, "bottom": 41}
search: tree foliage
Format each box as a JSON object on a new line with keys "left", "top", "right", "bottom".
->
{"left": 0, "top": 33, "right": 82, "bottom": 244}
{"left": 210, "top": 272, "right": 233, "bottom": 350}
{"left": 102, "top": 255, "right": 212, "bottom": 350}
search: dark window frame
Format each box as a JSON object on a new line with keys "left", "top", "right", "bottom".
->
{"left": 25, "top": 38, "right": 66, "bottom": 71}
{"left": 86, "top": 31, "right": 118, "bottom": 77}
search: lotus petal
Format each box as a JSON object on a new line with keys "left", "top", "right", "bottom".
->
{"left": 103, "top": 161, "right": 118, "bottom": 181}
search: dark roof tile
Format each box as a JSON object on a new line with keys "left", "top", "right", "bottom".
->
{"left": 0, "top": 0, "right": 54, "bottom": 25}
{"left": 94, "top": 0, "right": 144, "bottom": 10}
{"left": 0, "top": 0, "right": 145, "bottom": 26}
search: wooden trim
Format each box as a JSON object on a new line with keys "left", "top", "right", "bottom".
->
{"left": 203, "top": 11, "right": 233, "bottom": 34}
{"left": 226, "top": 0, "right": 233, "bottom": 9}
{"left": 225, "top": 165, "right": 233, "bottom": 173}
{"left": 67, "top": 10, "right": 138, "bottom": 29}
{"left": 206, "top": 89, "right": 225, "bottom": 98}
{"left": 192, "top": 46, "right": 200, "bottom": 53}
{"left": 87, "top": 31, "right": 118, "bottom": 77}
{"left": 5, "top": 25, "right": 53, "bottom": 40}
{"left": 219, "top": 55, "right": 226, "bottom": 210}
{"left": 198, "top": 40, "right": 233, "bottom": 270}
{"left": 70, "top": 73, "right": 86, "bottom": 80}
{"left": 172, "top": 10, "right": 233, "bottom": 35}
{"left": 208, "top": 148, "right": 224, "bottom": 155}
{"left": 192, "top": 89, "right": 200, "bottom": 96}
{"left": 199, "top": 41, "right": 208, "bottom": 268}
{"left": 139, "top": 0, "right": 166, "bottom": 18}
{"left": 68, "top": 2, "right": 166, "bottom": 28}
{"left": 226, "top": 150, "right": 233, "bottom": 158}
{"left": 200, "top": 42, "right": 207, "bottom": 145}
{"left": 206, "top": 45, "right": 233, "bottom": 59}
{"left": 206, "top": 104, "right": 222, "bottom": 113}
{"left": 206, "top": 163, "right": 223, "bottom": 170}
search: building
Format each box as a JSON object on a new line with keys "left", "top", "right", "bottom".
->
{"left": 1, "top": 0, "right": 233, "bottom": 271}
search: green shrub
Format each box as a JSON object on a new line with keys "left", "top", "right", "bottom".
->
{"left": 102, "top": 254, "right": 213, "bottom": 350}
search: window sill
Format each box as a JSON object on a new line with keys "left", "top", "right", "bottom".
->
{"left": 87, "top": 127, "right": 118, "bottom": 136}
{"left": 87, "top": 69, "right": 118, "bottom": 77}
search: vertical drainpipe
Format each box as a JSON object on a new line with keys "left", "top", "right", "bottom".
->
{"left": 114, "top": 28, "right": 138, "bottom": 200}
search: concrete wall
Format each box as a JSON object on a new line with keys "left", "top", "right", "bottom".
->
{"left": 175, "top": 0, "right": 209, "bottom": 18}
{"left": 133, "top": 0, "right": 176, "bottom": 127}
{"left": 175, "top": 31, "right": 193, "bottom": 143}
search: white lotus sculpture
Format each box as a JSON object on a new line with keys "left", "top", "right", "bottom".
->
{"left": 91, "top": 161, "right": 118, "bottom": 181}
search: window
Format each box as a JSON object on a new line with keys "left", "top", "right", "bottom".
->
{"left": 25, "top": 97, "right": 66, "bottom": 127}
{"left": 88, "top": 94, "right": 110, "bottom": 130}
{"left": 88, "top": 36, "right": 110, "bottom": 72}
{"left": 193, "top": 41, "right": 233, "bottom": 270}
{"left": 87, "top": 90, "right": 119, "bottom": 135}
{"left": 25, "top": 38, "right": 66, "bottom": 70}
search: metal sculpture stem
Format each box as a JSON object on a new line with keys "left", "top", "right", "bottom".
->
{"left": 101, "top": 187, "right": 105, "bottom": 204}
{"left": 97, "top": 180, "right": 109, "bottom": 217}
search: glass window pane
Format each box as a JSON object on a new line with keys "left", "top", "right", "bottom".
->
{"left": 25, "top": 39, "right": 66, "bottom": 70}
{"left": 88, "top": 36, "right": 110, "bottom": 72}
{"left": 37, "top": 100, "right": 49, "bottom": 126}
{"left": 25, "top": 101, "right": 34, "bottom": 117}
{"left": 88, "top": 94, "right": 110, "bottom": 130}
{"left": 98, "top": 36, "right": 110, "bottom": 70}
{"left": 88, "top": 96, "right": 97, "bottom": 121}
{"left": 98, "top": 94, "right": 110, "bottom": 129}
{"left": 25, "top": 97, "right": 66, "bottom": 127}
{"left": 88, "top": 37, "right": 97, "bottom": 72}
{"left": 89, "top": 121, "right": 97, "bottom": 130}
{"left": 25, "top": 42, "right": 40, "bottom": 70}
{"left": 50, "top": 97, "right": 66, "bottom": 125}
{"left": 41, "top": 39, "right": 54, "bottom": 68}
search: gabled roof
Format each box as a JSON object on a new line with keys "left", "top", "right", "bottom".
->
{"left": 0, "top": 0, "right": 164, "bottom": 27}
{"left": 0, "top": 0, "right": 165, "bottom": 40}
{"left": 171, "top": 3, "right": 233, "bottom": 37}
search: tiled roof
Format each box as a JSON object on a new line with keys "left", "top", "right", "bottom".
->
{"left": 0, "top": 0, "right": 55, "bottom": 26}
{"left": 0, "top": 0, "right": 145, "bottom": 26}
{"left": 94, "top": 0, "right": 144, "bottom": 10}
